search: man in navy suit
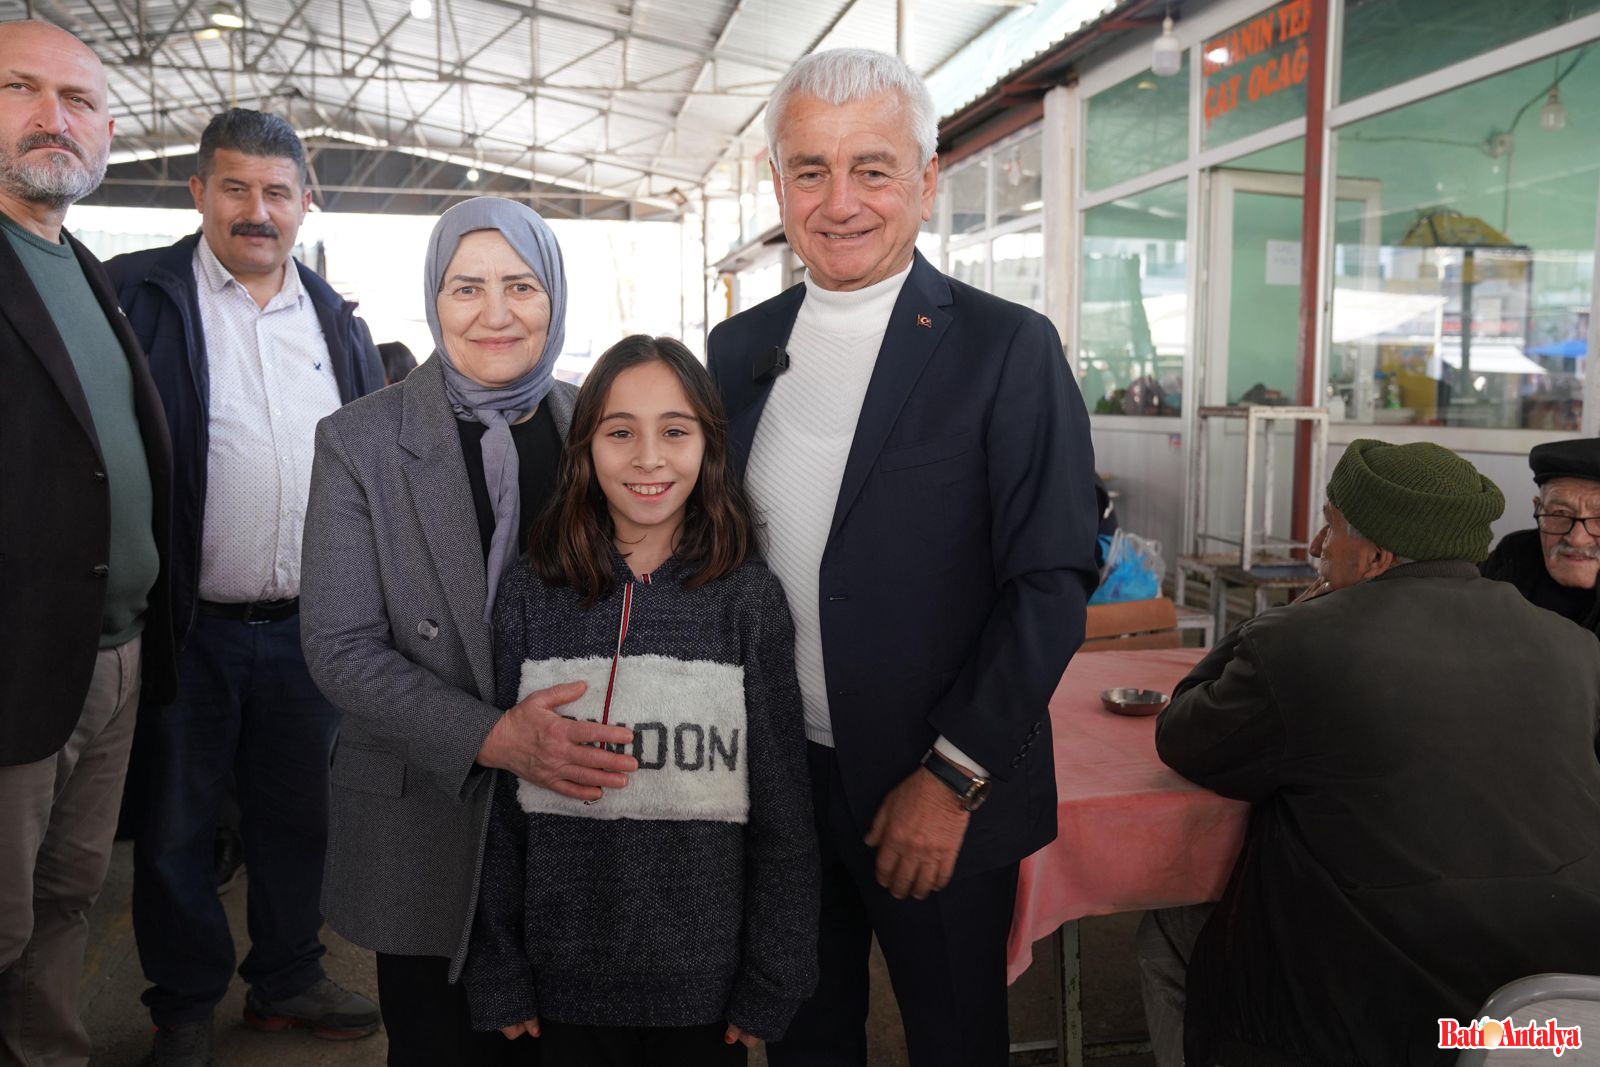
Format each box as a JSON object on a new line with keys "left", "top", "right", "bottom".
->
{"left": 708, "top": 47, "right": 1099, "bottom": 1067}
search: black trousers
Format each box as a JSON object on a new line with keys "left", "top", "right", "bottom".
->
{"left": 539, "top": 1021, "right": 746, "bottom": 1066}
{"left": 376, "top": 953, "right": 540, "bottom": 1067}
{"left": 767, "top": 744, "right": 1020, "bottom": 1067}
{"left": 134, "top": 613, "right": 338, "bottom": 1024}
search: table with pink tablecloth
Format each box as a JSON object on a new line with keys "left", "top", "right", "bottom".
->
{"left": 1006, "top": 648, "right": 1250, "bottom": 983}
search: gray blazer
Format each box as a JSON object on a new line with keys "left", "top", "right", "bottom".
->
{"left": 300, "top": 354, "right": 575, "bottom": 975}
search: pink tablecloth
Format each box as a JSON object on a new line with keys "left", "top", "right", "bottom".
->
{"left": 1005, "top": 648, "right": 1250, "bottom": 983}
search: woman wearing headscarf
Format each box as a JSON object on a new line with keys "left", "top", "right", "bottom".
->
{"left": 300, "top": 197, "right": 637, "bottom": 1065}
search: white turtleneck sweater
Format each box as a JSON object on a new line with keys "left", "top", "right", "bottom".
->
{"left": 745, "top": 264, "right": 986, "bottom": 778}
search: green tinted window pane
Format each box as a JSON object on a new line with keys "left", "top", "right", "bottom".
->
{"left": 1329, "top": 46, "right": 1597, "bottom": 429}
{"left": 1201, "top": 0, "right": 1312, "bottom": 151}
{"left": 1085, "top": 60, "right": 1189, "bottom": 193}
{"left": 1079, "top": 179, "right": 1188, "bottom": 416}
{"left": 1341, "top": 0, "right": 1600, "bottom": 103}
{"left": 1224, "top": 189, "right": 1305, "bottom": 404}
{"left": 1222, "top": 137, "right": 1305, "bottom": 173}
{"left": 1209, "top": 139, "right": 1324, "bottom": 405}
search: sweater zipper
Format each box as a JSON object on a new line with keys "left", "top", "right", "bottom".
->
{"left": 600, "top": 573, "right": 649, "bottom": 726}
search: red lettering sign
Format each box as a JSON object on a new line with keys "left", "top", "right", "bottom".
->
{"left": 1201, "top": 0, "right": 1313, "bottom": 127}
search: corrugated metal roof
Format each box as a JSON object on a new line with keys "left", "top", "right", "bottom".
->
{"left": 44, "top": 0, "right": 1017, "bottom": 212}
{"left": 926, "top": 0, "right": 1121, "bottom": 117}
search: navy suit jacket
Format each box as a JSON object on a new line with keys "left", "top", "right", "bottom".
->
{"left": 707, "top": 252, "right": 1099, "bottom": 876}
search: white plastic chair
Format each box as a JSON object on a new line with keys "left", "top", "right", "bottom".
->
{"left": 1455, "top": 973, "right": 1600, "bottom": 1065}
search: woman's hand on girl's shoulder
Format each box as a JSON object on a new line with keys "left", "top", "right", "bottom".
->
{"left": 724, "top": 1023, "right": 758, "bottom": 1049}
{"left": 500, "top": 1017, "right": 539, "bottom": 1040}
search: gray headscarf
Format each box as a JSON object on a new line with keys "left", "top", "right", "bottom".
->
{"left": 423, "top": 196, "right": 567, "bottom": 621}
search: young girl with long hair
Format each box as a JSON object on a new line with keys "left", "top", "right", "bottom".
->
{"left": 462, "top": 335, "right": 819, "bottom": 1066}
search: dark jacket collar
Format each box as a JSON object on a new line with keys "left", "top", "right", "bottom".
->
{"left": 143, "top": 230, "right": 357, "bottom": 317}
{"left": 137, "top": 230, "right": 370, "bottom": 405}
{"left": 1482, "top": 527, "right": 1600, "bottom": 632}
{"left": 1371, "top": 559, "right": 1482, "bottom": 583}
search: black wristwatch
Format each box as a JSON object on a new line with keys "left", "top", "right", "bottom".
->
{"left": 920, "top": 748, "right": 991, "bottom": 812}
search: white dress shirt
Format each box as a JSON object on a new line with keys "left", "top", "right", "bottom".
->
{"left": 194, "top": 236, "right": 341, "bottom": 604}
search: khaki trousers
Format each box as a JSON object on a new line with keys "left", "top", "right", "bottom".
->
{"left": 0, "top": 637, "right": 142, "bottom": 1067}
{"left": 1136, "top": 903, "right": 1216, "bottom": 1067}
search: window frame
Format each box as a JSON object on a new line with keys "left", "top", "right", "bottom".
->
{"left": 938, "top": 125, "right": 1047, "bottom": 303}
{"left": 1069, "top": 0, "right": 1600, "bottom": 444}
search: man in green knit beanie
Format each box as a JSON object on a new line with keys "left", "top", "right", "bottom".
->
{"left": 1138, "top": 439, "right": 1600, "bottom": 1067}
{"left": 1301, "top": 437, "right": 1505, "bottom": 597}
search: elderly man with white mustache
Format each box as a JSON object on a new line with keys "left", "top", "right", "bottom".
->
{"left": 1482, "top": 438, "right": 1600, "bottom": 638}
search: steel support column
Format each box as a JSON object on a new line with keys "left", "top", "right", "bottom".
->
{"left": 1292, "top": 0, "right": 1330, "bottom": 548}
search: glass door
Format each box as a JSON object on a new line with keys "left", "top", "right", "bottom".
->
{"left": 1196, "top": 169, "right": 1380, "bottom": 555}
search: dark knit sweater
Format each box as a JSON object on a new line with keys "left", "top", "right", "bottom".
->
{"left": 462, "top": 551, "right": 819, "bottom": 1040}
{"left": 1481, "top": 527, "right": 1600, "bottom": 638}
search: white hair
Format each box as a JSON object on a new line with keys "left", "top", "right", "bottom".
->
{"left": 765, "top": 48, "right": 938, "bottom": 175}
{"left": 1342, "top": 517, "right": 1411, "bottom": 565}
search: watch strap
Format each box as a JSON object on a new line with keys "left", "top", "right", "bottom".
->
{"left": 921, "top": 747, "right": 984, "bottom": 803}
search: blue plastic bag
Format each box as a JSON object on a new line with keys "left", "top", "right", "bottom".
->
{"left": 1087, "top": 529, "right": 1164, "bottom": 605}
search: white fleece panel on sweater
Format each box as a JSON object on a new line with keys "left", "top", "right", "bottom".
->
{"left": 515, "top": 654, "right": 749, "bottom": 823}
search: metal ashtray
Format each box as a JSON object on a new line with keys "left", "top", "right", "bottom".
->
{"left": 1100, "top": 687, "right": 1170, "bottom": 717}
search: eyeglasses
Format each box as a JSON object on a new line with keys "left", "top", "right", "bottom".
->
{"left": 1534, "top": 513, "right": 1600, "bottom": 537}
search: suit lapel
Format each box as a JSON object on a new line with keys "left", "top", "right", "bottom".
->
{"left": 399, "top": 358, "right": 494, "bottom": 699}
{"left": 728, "top": 284, "right": 804, "bottom": 468}
{"left": 0, "top": 225, "right": 103, "bottom": 461}
{"left": 828, "top": 254, "right": 953, "bottom": 543}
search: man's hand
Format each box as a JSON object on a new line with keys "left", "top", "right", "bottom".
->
{"left": 724, "top": 1023, "right": 758, "bottom": 1049}
{"left": 499, "top": 1017, "right": 539, "bottom": 1040}
{"left": 476, "top": 681, "right": 638, "bottom": 801}
{"left": 864, "top": 764, "right": 971, "bottom": 900}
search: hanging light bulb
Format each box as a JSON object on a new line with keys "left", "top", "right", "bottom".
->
{"left": 1151, "top": 15, "right": 1182, "bottom": 77}
{"left": 1540, "top": 87, "right": 1567, "bottom": 131}
{"left": 466, "top": 166, "right": 481, "bottom": 183}
{"left": 208, "top": 2, "right": 244, "bottom": 29}
{"left": 409, "top": 0, "right": 433, "bottom": 19}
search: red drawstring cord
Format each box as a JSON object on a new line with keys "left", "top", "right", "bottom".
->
{"left": 599, "top": 574, "right": 647, "bottom": 726}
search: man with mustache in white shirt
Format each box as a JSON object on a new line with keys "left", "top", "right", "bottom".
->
{"left": 106, "top": 108, "right": 384, "bottom": 1066}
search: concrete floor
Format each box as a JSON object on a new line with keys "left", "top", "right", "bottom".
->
{"left": 81, "top": 843, "right": 1156, "bottom": 1067}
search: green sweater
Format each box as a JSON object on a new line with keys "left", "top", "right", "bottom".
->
{"left": 2, "top": 214, "right": 158, "bottom": 646}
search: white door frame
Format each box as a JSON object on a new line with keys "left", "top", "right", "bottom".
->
{"left": 1204, "top": 168, "right": 1382, "bottom": 406}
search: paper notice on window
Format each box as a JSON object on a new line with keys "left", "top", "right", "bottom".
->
{"left": 1265, "top": 240, "right": 1302, "bottom": 286}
